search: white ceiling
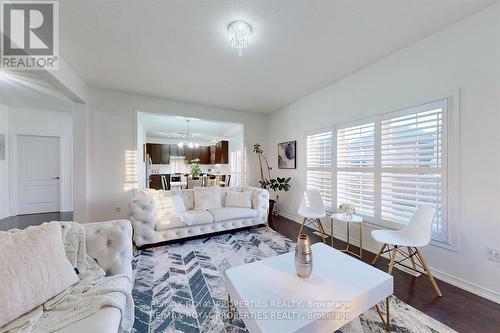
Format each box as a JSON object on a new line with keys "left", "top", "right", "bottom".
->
{"left": 59, "top": 0, "right": 495, "bottom": 113}
{"left": 140, "top": 113, "right": 242, "bottom": 142}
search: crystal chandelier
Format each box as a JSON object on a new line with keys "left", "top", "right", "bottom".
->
{"left": 228, "top": 20, "right": 252, "bottom": 56}
{"left": 177, "top": 119, "right": 199, "bottom": 148}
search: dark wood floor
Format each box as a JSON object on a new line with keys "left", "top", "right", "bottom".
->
{"left": 2, "top": 212, "right": 499, "bottom": 332}
{"left": 0, "top": 211, "right": 73, "bottom": 231}
{"left": 269, "top": 215, "right": 500, "bottom": 333}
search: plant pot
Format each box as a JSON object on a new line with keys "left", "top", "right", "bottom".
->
{"left": 268, "top": 199, "right": 276, "bottom": 221}
{"left": 192, "top": 176, "right": 199, "bottom": 180}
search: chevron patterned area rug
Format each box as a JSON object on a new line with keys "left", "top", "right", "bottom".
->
{"left": 132, "top": 227, "right": 456, "bottom": 333}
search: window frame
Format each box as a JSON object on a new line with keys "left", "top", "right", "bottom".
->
{"left": 304, "top": 95, "right": 460, "bottom": 249}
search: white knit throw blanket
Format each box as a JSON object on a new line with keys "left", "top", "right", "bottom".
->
{"left": 0, "top": 222, "right": 134, "bottom": 333}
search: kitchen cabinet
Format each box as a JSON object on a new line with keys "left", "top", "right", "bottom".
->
{"left": 210, "top": 145, "right": 216, "bottom": 164}
{"left": 149, "top": 174, "right": 170, "bottom": 190}
{"left": 147, "top": 141, "right": 228, "bottom": 165}
{"left": 149, "top": 174, "right": 162, "bottom": 190}
{"left": 215, "top": 140, "right": 229, "bottom": 164}
{"left": 200, "top": 146, "right": 210, "bottom": 164}
{"left": 146, "top": 143, "right": 162, "bottom": 164}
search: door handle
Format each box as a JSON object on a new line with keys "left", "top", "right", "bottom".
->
{"left": 52, "top": 177, "right": 60, "bottom": 180}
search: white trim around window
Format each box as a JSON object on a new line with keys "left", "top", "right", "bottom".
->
{"left": 305, "top": 94, "right": 460, "bottom": 249}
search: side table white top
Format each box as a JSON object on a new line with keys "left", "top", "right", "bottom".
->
{"left": 224, "top": 243, "right": 393, "bottom": 333}
{"left": 331, "top": 213, "right": 363, "bottom": 223}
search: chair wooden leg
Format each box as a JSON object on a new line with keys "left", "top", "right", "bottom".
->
{"left": 316, "top": 218, "right": 326, "bottom": 243}
{"left": 372, "top": 243, "right": 387, "bottom": 265}
{"left": 407, "top": 247, "right": 417, "bottom": 271}
{"left": 388, "top": 246, "right": 398, "bottom": 275}
{"left": 415, "top": 248, "right": 442, "bottom": 297}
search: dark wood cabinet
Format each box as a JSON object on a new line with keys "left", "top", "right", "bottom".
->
{"left": 210, "top": 145, "right": 216, "bottom": 164}
{"left": 215, "top": 140, "right": 229, "bottom": 164}
{"left": 149, "top": 174, "right": 170, "bottom": 190}
{"left": 146, "top": 143, "right": 162, "bottom": 164}
{"left": 147, "top": 141, "right": 228, "bottom": 165}
{"left": 200, "top": 146, "right": 210, "bottom": 164}
{"left": 150, "top": 174, "right": 162, "bottom": 190}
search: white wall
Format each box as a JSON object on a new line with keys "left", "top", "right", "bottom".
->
{"left": 8, "top": 108, "right": 73, "bottom": 213}
{"left": 267, "top": 4, "right": 500, "bottom": 301}
{"left": 0, "top": 105, "right": 9, "bottom": 219}
{"left": 137, "top": 120, "right": 146, "bottom": 189}
{"left": 86, "top": 88, "right": 268, "bottom": 221}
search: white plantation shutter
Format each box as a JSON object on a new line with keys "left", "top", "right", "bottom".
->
{"left": 336, "top": 123, "right": 375, "bottom": 216}
{"left": 230, "top": 150, "right": 242, "bottom": 186}
{"left": 306, "top": 130, "right": 333, "bottom": 209}
{"left": 381, "top": 108, "right": 442, "bottom": 168}
{"left": 305, "top": 99, "right": 450, "bottom": 243}
{"left": 381, "top": 100, "right": 447, "bottom": 241}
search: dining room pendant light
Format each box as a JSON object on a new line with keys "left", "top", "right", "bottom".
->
{"left": 179, "top": 119, "right": 198, "bottom": 149}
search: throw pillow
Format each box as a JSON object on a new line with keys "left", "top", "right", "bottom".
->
{"left": 193, "top": 186, "right": 221, "bottom": 210}
{"left": 0, "top": 222, "right": 79, "bottom": 327}
{"left": 225, "top": 190, "right": 253, "bottom": 208}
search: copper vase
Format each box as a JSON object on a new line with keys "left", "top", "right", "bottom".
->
{"left": 295, "top": 234, "right": 313, "bottom": 278}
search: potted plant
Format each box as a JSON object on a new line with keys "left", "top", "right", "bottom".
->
{"left": 190, "top": 158, "right": 201, "bottom": 179}
{"left": 253, "top": 143, "right": 292, "bottom": 219}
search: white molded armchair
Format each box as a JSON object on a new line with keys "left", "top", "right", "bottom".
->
{"left": 297, "top": 189, "right": 327, "bottom": 243}
{"left": 371, "top": 206, "right": 442, "bottom": 296}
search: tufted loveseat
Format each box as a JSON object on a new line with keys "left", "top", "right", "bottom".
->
{"left": 129, "top": 186, "right": 269, "bottom": 248}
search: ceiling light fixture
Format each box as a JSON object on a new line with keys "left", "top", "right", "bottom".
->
{"left": 177, "top": 119, "right": 199, "bottom": 149}
{"left": 228, "top": 20, "right": 252, "bottom": 56}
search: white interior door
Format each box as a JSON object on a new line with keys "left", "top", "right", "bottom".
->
{"left": 18, "top": 135, "right": 60, "bottom": 214}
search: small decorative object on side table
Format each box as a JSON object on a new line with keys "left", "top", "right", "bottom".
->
{"left": 331, "top": 210, "right": 364, "bottom": 258}
{"left": 295, "top": 234, "right": 313, "bottom": 278}
{"left": 339, "top": 203, "right": 355, "bottom": 219}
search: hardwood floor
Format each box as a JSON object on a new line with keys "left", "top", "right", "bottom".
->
{"left": 0, "top": 211, "right": 73, "bottom": 231}
{"left": 269, "top": 215, "right": 500, "bottom": 333}
{"left": 2, "top": 212, "right": 498, "bottom": 332}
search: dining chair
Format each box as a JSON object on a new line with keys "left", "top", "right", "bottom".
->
{"left": 371, "top": 206, "right": 442, "bottom": 296}
{"left": 218, "top": 175, "right": 226, "bottom": 187}
{"left": 187, "top": 177, "right": 203, "bottom": 189}
{"left": 161, "top": 175, "right": 168, "bottom": 190}
{"left": 297, "top": 189, "right": 327, "bottom": 243}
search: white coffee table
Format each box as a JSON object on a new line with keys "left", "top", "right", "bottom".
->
{"left": 224, "top": 243, "right": 393, "bottom": 333}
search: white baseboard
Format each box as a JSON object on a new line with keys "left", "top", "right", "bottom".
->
{"left": 277, "top": 212, "right": 500, "bottom": 304}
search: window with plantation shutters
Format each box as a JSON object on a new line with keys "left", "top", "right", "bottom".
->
{"left": 380, "top": 100, "right": 447, "bottom": 240}
{"left": 305, "top": 98, "right": 451, "bottom": 243}
{"left": 336, "top": 123, "right": 375, "bottom": 216}
{"left": 306, "top": 130, "right": 333, "bottom": 209}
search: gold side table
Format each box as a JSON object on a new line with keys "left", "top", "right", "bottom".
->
{"left": 330, "top": 213, "right": 364, "bottom": 258}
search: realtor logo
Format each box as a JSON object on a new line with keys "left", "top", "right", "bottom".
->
{"left": 1, "top": 1, "right": 59, "bottom": 70}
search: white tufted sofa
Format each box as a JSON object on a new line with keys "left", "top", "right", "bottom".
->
{"left": 130, "top": 186, "right": 269, "bottom": 248}
{"left": 56, "top": 219, "right": 133, "bottom": 333}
